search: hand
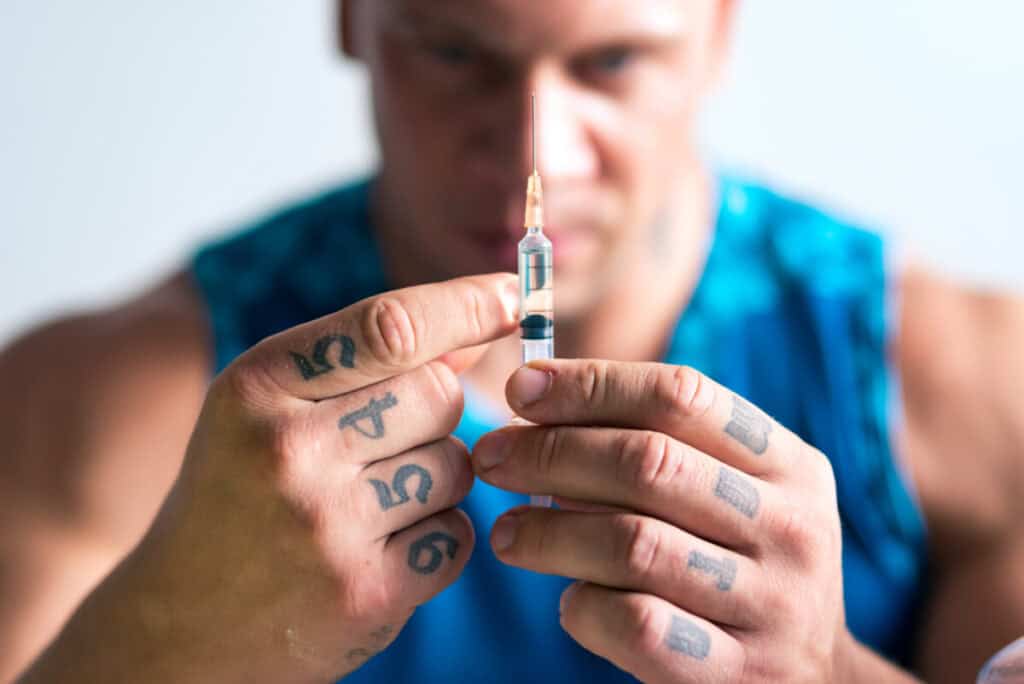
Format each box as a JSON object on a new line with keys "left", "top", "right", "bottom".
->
{"left": 472, "top": 360, "right": 848, "bottom": 683}
{"left": 26, "top": 274, "right": 518, "bottom": 684}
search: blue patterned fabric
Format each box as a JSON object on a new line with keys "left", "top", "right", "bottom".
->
{"left": 192, "top": 175, "right": 928, "bottom": 680}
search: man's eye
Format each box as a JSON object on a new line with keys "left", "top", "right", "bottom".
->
{"left": 588, "top": 47, "right": 635, "bottom": 74}
{"left": 424, "top": 42, "right": 476, "bottom": 67}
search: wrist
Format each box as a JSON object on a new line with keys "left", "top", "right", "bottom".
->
{"left": 831, "top": 627, "right": 922, "bottom": 684}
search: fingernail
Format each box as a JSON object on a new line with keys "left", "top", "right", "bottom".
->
{"left": 560, "top": 582, "right": 581, "bottom": 614}
{"left": 491, "top": 514, "right": 520, "bottom": 552}
{"left": 511, "top": 366, "right": 551, "bottom": 407}
{"left": 475, "top": 432, "right": 508, "bottom": 471}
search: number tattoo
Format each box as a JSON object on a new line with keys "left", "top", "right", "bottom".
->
{"left": 338, "top": 392, "right": 398, "bottom": 440}
{"left": 345, "top": 647, "right": 373, "bottom": 665}
{"left": 714, "top": 467, "right": 760, "bottom": 519}
{"left": 290, "top": 335, "right": 356, "bottom": 380}
{"left": 407, "top": 531, "right": 459, "bottom": 575}
{"left": 687, "top": 550, "right": 737, "bottom": 591}
{"left": 723, "top": 394, "right": 772, "bottom": 455}
{"left": 664, "top": 614, "right": 710, "bottom": 660}
{"left": 370, "top": 464, "right": 433, "bottom": 510}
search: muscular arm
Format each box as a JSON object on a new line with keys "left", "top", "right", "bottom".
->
{"left": 0, "top": 273, "right": 210, "bottom": 681}
{"left": 899, "top": 267, "right": 1024, "bottom": 682}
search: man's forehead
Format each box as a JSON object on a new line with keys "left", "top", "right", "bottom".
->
{"left": 377, "top": 0, "right": 697, "bottom": 51}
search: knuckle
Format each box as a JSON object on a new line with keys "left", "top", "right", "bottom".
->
{"left": 422, "top": 360, "right": 461, "bottom": 407}
{"left": 464, "top": 283, "right": 487, "bottom": 340}
{"left": 656, "top": 365, "right": 712, "bottom": 418}
{"left": 363, "top": 297, "right": 423, "bottom": 368}
{"left": 622, "top": 431, "right": 683, "bottom": 495}
{"left": 536, "top": 427, "right": 564, "bottom": 479}
{"left": 620, "top": 595, "right": 663, "bottom": 659}
{"left": 220, "top": 358, "right": 284, "bottom": 411}
{"left": 771, "top": 504, "right": 827, "bottom": 564}
{"left": 577, "top": 360, "right": 608, "bottom": 407}
{"left": 341, "top": 574, "right": 398, "bottom": 622}
{"left": 619, "top": 516, "right": 663, "bottom": 580}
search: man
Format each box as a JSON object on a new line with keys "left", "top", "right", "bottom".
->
{"left": 4, "top": 1, "right": 1024, "bottom": 681}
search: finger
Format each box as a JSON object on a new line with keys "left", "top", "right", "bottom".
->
{"left": 382, "top": 508, "right": 475, "bottom": 607}
{"left": 437, "top": 342, "right": 492, "bottom": 375}
{"left": 560, "top": 583, "right": 745, "bottom": 684}
{"left": 491, "top": 508, "right": 759, "bottom": 629}
{"left": 474, "top": 426, "right": 768, "bottom": 550}
{"left": 307, "top": 361, "right": 463, "bottom": 465}
{"left": 357, "top": 437, "right": 474, "bottom": 539}
{"left": 506, "top": 360, "right": 803, "bottom": 478}
{"left": 235, "top": 273, "right": 518, "bottom": 402}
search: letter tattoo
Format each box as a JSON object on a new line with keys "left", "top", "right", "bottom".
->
{"left": 338, "top": 392, "right": 398, "bottom": 440}
{"left": 290, "top": 335, "right": 356, "bottom": 380}
{"left": 408, "top": 531, "right": 459, "bottom": 575}
{"left": 724, "top": 394, "right": 772, "bottom": 455}
{"left": 687, "top": 550, "right": 737, "bottom": 591}
{"left": 664, "top": 615, "right": 710, "bottom": 660}
{"left": 369, "top": 464, "right": 433, "bottom": 510}
{"left": 714, "top": 467, "right": 760, "bottom": 518}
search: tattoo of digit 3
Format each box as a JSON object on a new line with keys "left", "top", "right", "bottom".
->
{"left": 723, "top": 394, "right": 772, "bottom": 455}
{"left": 714, "top": 467, "right": 760, "bottom": 519}
{"left": 407, "top": 532, "right": 459, "bottom": 575}
{"left": 664, "top": 615, "right": 711, "bottom": 660}
{"left": 687, "top": 550, "right": 737, "bottom": 591}
{"left": 338, "top": 392, "right": 398, "bottom": 440}
{"left": 370, "top": 464, "right": 433, "bottom": 511}
{"left": 290, "top": 335, "right": 355, "bottom": 380}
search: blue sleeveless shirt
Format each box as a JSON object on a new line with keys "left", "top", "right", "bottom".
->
{"left": 192, "top": 175, "right": 928, "bottom": 680}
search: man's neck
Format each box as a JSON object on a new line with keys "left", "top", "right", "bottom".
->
{"left": 371, "top": 166, "right": 716, "bottom": 411}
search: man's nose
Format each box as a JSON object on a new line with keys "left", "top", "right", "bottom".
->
{"left": 522, "top": 80, "right": 599, "bottom": 183}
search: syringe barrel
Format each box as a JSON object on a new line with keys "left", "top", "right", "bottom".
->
{"left": 518, "top": 226, "right": 553, "bottom": 352}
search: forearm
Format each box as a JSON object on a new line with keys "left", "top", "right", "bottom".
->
{"left": 834, "top": 632, "right": 922, "bottom": 684}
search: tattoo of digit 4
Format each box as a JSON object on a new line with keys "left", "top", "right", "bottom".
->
{"left": 407, "top": 532, "right": 459, "bottom": 575}
{"left": 723, "top": 394, "right": 772, "bottom": 455}
{"left": 338, "top": 392, "right": 398, "bottom": 440}
{"left": 370, "top": 464, "right": 433, "bottom": 511}
{"left": 687, "top": 550, "right": 737, "bottom": 591}
{"left": 714, "top": 467, "right": 760, "bottom": 519}
{"left": 290, "top": 334, "right": 356, "bottom": 380}
{"left": 664, "top": 615, "right": 711, "bottom": 660}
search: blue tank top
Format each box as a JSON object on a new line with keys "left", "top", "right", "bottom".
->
{"left": 192, "top": 175, "right": 928, "bottom": 680}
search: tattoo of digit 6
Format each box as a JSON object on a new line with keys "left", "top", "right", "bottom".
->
{"left": 407, "top": 532, "right": 459, "bottom": 575}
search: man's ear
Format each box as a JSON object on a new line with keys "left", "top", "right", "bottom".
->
{"left": 337, "top": 0, "right": 360, "bottom": 59}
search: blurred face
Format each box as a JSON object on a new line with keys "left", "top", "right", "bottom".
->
{"left": 344, "top": 0, "right": 734, "bottom": 317}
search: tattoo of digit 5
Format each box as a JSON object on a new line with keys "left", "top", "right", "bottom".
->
{"left": 370, "top": 464, "right": 433, "bottom": 511}
{"left": 723, "top": 394, "right": 772, "bottom": 455}
{"left": 290, "top": 334, "right": 356, "bottom": 380}
{"left": 714, "top": 468, "right": 760, "bottom": 519}
{"left": 407, "top": 532, "right": 459, "bottom": 575}
{"left": 664, "top": 614, "right": 711, "bottom": 660}
{"left": 687, "top": 550, "right": 737, "bottom": 591}
{"left": 338, "top": 392, "right": 398, "bottom": 440}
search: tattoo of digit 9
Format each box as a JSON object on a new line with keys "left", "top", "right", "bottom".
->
{"left": 370, "top": 464, "right": 433, "bottom": 511}
{"left": 723, "top": 394, "right": 772, "bottom": 455}
{"left": 407, "top": 532, "right": 459, "bottom": 575}
{"left": 338, "top": 393, "right": 398, "bottom": 440}
{"left": 290, "top": 334, "right": 356, "bottom": 380}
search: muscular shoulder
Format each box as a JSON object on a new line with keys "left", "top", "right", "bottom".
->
{"left": 898, "top": 266, "right": 1024, "bottom": 554}
{"left": 0, "top": 271, "right": 211, "bottom": 546}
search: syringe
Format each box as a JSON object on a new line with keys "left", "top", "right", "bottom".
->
{"left": 519, "top": 94, "right": 554, "bottom": 508}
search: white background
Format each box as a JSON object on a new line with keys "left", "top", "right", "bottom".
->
{"left": 2, "top": 1, "right": 1022, "bottom": 345}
